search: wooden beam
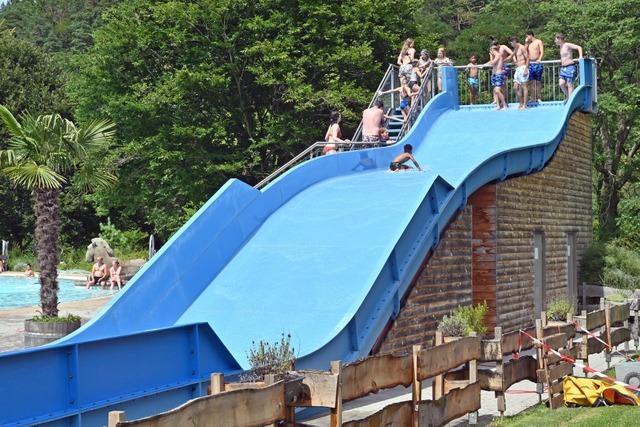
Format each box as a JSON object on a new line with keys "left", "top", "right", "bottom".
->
{"left": 609, "top": 303, "right": 631, "bottom": 325}
{"left": 502, "top": 356, "right": 537, "bottom": 391}
{"left": 432, "top": 331, "right": 444, "bottom": 400}
{"left": 542, "top": 333, "right": 569, "bottom": 351}
{"left": 210, "top": 373, "right": 224, "bottom": 395}
{"left": 116, "top": 382, "right": 286, "bottom": 426}
{"left": 610, "top": 327, "right": 631, "bottom": 347}
{"left": 549, "top": 392, "right": 564, "bottom": 410}
{"left": 330, "top": 361, "right": 342, "bottom": 427}
{"left": 480, "top": 339, "right": 502, "bottom": 362}
{"left": 342, "top": 400, "right": 413, "bottom": 427}
{"left": 418, "top": 382, "right": 481, "bottom": 427}
{"left": 501, "top": 327, "right": 536, "bottom": 354}
{"left": 419, "top": 336, "right": 481, "bottom": 381}
{"left": 412, "top": 345, "right": 421, "bottom": 427}
{"left": 543, "top": 323, "right": 576, "bottom": 340}
{"left": 537, "top": 362, "right": 573, "bottom": 383}
{"left": 108, "top": 411, "right": 125, "bottom": 427}
{"left": 341, "top": 351, "right": 412, "bottom": 402}
{"left": 294, "top": 370, "right": 339, "bottom": 408}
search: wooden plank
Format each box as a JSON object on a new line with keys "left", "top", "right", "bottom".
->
{"left": 501, "top": 327, "right": 536, "bottom": 355}
{"left": 294, "top": 371, "right": 338, "bottom": 408}
{"left": 610, "top": 303, "right": 631, "bottom": 325}
{"left": 480, "top": 339, "right": 501, "bottom": 362}
{"left": 549, "top": 381, "right": 564, "bottom": 395}
{"left": 549, "top": 392, "right": 564, "bottom": 409}
{"left": 610, "top": 327, "right": 631, "bottom": 347}
{"left": 412, "top": 345, "right": 421, "bottom": 427}
{"left": 210, "top": 373, "right": 225, "bottom": 395}
{"left": 537, "top": 362, "right": 573, "bottom": 383}
{"left": 224, "top": 382, "right": 266, "bottom": 391}
{"left": 341, "top": 352, "right": 413, "bottom": 402}
{"left": 108, "top": 411, "right": 125, "bottom": 427}
{"left": 418, "top": 336, "right": 481, "bottom": 381}
{"left": 477, "top": 367, "right": 501, "bottom": 391}
{"left": 545, "top": 347, "right": 577, "bottom": 365}
{"left": 119, "top": 381, "right": 285, "bottom": 426}
{"left": 542, "top": 333, "right": 569, "bottom": 351}
{"left": 583, "top": 309, "right": 606, "bottom": 330}
{"left": 502, "top": 356, "right": 537, "bottom": 390}
{"left": 543, "top": 323, "right": 576, "bottom": 340}
{"left": 342, "top": 400, "right": 413, "bottom": 427}
{"left": 587, "top": 336, "right": 607, "bottom": 355}
{"left": 418, "top": 381, "right": 481, "bottom": 427}
{"left": 330, "top": 361, "right": 342, "bottom": 427}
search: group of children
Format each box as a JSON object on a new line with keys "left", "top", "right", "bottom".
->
{"left": 465, "top": 32, "right": 583, "bottom": 110}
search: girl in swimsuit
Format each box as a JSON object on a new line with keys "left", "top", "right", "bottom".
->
{"left": 323, "top": 110, "right": 347, "bottom": 155}
{"left": 434, "top": 48, "right": 453, "bottom": 92}
{"left": 397, "top": 38, "right": 416, "bottom": 87}
{"left": 109, "top": 260, "right": 123, "bottom": 290}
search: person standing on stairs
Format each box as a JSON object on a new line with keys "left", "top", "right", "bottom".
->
{"left": 397, "top": 38, "right": 416, "bottom": 90}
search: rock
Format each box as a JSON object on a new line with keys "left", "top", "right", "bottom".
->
{"left": 85, "top": 238, "right": 115, "bottom": 268}
{"left": 121, "top": 259, "right": 146, "bottom": 283}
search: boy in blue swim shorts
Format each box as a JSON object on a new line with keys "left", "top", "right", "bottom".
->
{"left": 555, "top": 33, "right": 583, "bottom": 101}
{"left": 466, "top": 54, "right": 480, "bottom": 104}
{"left": 525, "top": 31, "right": 544, "bottom": 103}
{"left": 488, "top": 45, "right": 507, "bottom": 109}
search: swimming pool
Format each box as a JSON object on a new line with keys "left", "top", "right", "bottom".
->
{"left": 0, "top": 275, "right": 111, "bottom": 309}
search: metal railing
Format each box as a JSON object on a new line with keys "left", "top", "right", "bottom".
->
{"left": 450, "top": 59, "right": 581, "bottom": 105}
{"left": 255, "top": 64, "right": 435, "bottom": 189}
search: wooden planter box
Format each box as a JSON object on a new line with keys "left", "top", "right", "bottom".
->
{"left": 24, "top": 318, "right": 81, "bottom": 347}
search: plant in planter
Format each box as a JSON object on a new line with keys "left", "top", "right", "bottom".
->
{"left": 24, "top": 314, "right": 82, "bottom": 347}
{"left": 241, "top": 333, "right": 296, "bottom": 382}
{"left": 546, "top": 299, "right": 574, "bottom": 322}
{"left": 437, "top": 302, "right": 488, "bottom": 338}
{"left": 0, "top": 106, "right": 116, "bottom": 343}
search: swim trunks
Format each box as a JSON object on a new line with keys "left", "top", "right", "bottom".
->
{"left": 389, "top": 161, "right": 409, "bottom": 171}
{"left": 399, "top": 97, "right": 410, "bottom": 110}
{"left": 363, "top": 134, "right": 381, "bottom": 144}
{"left": 503, "top": 63, "right": 510, "bottom": 75}
{"left": 399, "top": 63, "right": 413, "bottom": 83}
{"left": 528, "top": 62, "right": 543, "bottom": 81}
{"left": 560, "top": 64, "right": 577, "bottom": 84}
{"left": 514, "top": 65, "right": 529, "bottom": 85}
{"left": 491, "top": 72, "right": 505, "bottom": 88}
{"left": 468, "top": 77, "right": 479, "bottom": 88}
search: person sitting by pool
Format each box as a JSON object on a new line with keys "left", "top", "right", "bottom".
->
{"left": 109, "top": 260, "right": 123, "bottom": 291}
{"left": 390, "top": 144, "right": 422, "bottom": 172}
{"left": 85, "top": 256, "right": 107, "bottom": 289}
{"left": 0, "top": 257, "right": 4, "bottom": 273}
{"left": 24, "top": 263, "right": 35, "bottom": 278}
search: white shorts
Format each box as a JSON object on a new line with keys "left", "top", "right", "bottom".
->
{"left": 514, "top": 65, "right": 529, "bottom": 84}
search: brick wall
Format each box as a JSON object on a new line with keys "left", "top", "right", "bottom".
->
{"left": 495, "top": 112, "right": 593, "bottom": 331}
{"left": 376, "top": 112, "right": 592, "bottom": 354}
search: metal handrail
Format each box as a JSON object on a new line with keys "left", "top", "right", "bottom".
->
{"left": 352, "top": 64, "right": 398, "bottom": 142}
{"left": 396, "top": 62, "right": 435, "bottom": 141}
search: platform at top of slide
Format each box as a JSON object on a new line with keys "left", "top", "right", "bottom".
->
{"left": 0, "top": 61, "right": 597, "bottom": 426}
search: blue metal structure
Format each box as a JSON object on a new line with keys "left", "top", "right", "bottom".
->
{"left": 0, "top": 60, "right": 596, "bottom": 426}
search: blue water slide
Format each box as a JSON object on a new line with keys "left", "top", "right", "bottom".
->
{"left": 0, "top": 60, "right": 596, "bottom": 426}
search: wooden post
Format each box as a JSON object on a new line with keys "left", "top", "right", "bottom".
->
{"left": 493, "top": 327, "right": 506, "bottom": 415}
{"left": 541, "top": 311, "right": 547, "bottom": 327}
{"left": 635, "top": 309, "right": 640, "bottom": 351}
{"left": 605, "top": 305, "right": 612, "bottom": 369}
{"left": 566, "top": 314, "right": 573, "bottom": 349}
{"left": 108, "top": 411, "right": 125, "bottom": 427}
{"left": 535, "top": 319, "right": 546, "bottom": 404}
{"left": 600, "top": 297, "right": 605, "bottom": 310}
{"left": 412, "top": 345, "right": 422, "bottom": 427}
{"left": 581, "top": 309, "right": 589, "bottom": 375}
{"left": 468, "top": 332, "right": 478, "bottom": 425}
{"left": 582, "top": 282, "right": 587, "bottom": 311}
{"left": 624, "top": 318, "right": 630, "bottom": 354}
{"left": 433, "top": 331, "right": 444, "bottom": 400}
{"left": 210, "top": 373, "right": 225, "bottom": 395}
{"left": 330, "top": 361, "right": 342, "bottom": 427}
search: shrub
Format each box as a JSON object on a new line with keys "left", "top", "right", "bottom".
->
{"left": 99, "top": 221, "right": 147, "bottom": 254}
{"left": 546, "top": 299, "right": 573, "bottom": 321}
{"left": 606, "top": 293, "right": 626, "bottom": 303}
{"left": 438, "top": 302, "right": 488, "bottom": 337}
{"left": 580, "top": 241, "right": 606, "bottom": 284}
{"left": 242, "top": 333, "right": 296, "bottom": 382}
{"left": 601, "top": 267, "right": 640, "bottom": 290}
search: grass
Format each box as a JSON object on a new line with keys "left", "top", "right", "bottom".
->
{"left": 490, "top": 403, "right": 639, "bottom": 426}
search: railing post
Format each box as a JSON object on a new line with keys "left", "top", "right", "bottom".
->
{"left": 468, "top": 332, "right": 478, "bottom": 426}
{"left": 494, "top": 327, "right": 506, "bottom": 415}
{"left": 330, "top": 361, "right": 342, "bottom": 427}
{"left": 412, "top": 345, "right": 422, "bottom": 427}
{"left": 433, "top": 331, "right": 444, "bottom": 400}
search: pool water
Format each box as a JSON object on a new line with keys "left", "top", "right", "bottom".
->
{"left": 0, "top": 275, "right": 112, "bottom": 308}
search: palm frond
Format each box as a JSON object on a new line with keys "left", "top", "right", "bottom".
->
{"left": 76, "top": 119, "right": 116, "bottom": 151}
{"left": 2, "top": 162, "right": 66, "bottom": 190}
{"left": 0, "top": 149, "right": 17, "bottom": 167}
{"left": 72, "top": 164, "right": 118, "bottom": 192}
{"left": 0, "top": 105, "right": 25, "bottom": 138}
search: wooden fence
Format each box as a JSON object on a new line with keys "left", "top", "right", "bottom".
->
{"left": 108, "top": 336, "right": 482, "bottom": 427}
{"left": 108, "top": 303, "right": 636, "bottom": 426}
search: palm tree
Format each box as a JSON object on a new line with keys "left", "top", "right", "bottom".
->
{"left": 0, "top": 105, "right": 116, "bottom": 317}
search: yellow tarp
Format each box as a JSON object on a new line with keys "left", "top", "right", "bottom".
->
{"left": 563, "top": 376, "right": 640, "bottom": 407}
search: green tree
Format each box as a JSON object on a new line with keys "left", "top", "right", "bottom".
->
{"left": 72, "top": 0, "right": 419, "bottom": 238}
{"left": 0, "top": 106, "right": 116, "bottom": 316}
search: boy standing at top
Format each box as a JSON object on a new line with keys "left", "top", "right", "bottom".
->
{"left": 466, "top": 54, "right": 480, "bottom": 105}
{"left": 509, "top": 36, "right": 529, "bottom": 110}
{"left": 555, "top": 33, "right": 583, "bottom": 101}
{"left": 490, "top": 38, "right": 513, "bottom": 99}
{"left": 525, "top": 31, "right": 544, "bottom": 103}
{"left": 488, "top": 45, "right": 507, "bottom": 110}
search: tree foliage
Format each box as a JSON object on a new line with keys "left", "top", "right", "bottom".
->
{"left": 72, "top": 0, "right": 419, "bottom": 237}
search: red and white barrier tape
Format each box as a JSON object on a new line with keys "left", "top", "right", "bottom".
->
{"left": 518, "top": 329, "right": 640, "bottom": 393}
{"left": 573, "top": 322, "right": 636, "bottom": 362}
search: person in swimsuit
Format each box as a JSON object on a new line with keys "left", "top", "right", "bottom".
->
{"left": 417, "top": 50, "right": 433, "bottom": 97}
{"left": 555, "top": 33, "right": 583, "bottom": 101}
{"left": 509, "top": 36, "right": 529, "bottom": 110}
{"left": 525, "top": 30, "right": 544, "bottom": 103}
{"left": 323, "top": 110, "right": 348, "bottom": 155}
{"left": 397, "top": 38, "right": 416, "bottom": 90}
{"left": 488, "top": 45, "right": 507, "bottom": 110}
{"left": 390, "top": 144, "right": 422, "bottom": 172}
{"left": 86, "top": 256, "right": 107, "bottom": 289}
{"left": 362, "top": 99, "right": 385, "bottom": 146}
{"left": 434, "top": 47, "right": 453, "bottom": 92}
{"left": 109, "top": 259, "right": 123, "bottom": 290}
{"left": 25, "top": 263, "right": 35, "bottom": 278}
{"left": 490, "top": 38, "right": 513, "bottom": 100}
{"left": 466, "top": 54, "right": 480, "bottom": 105}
